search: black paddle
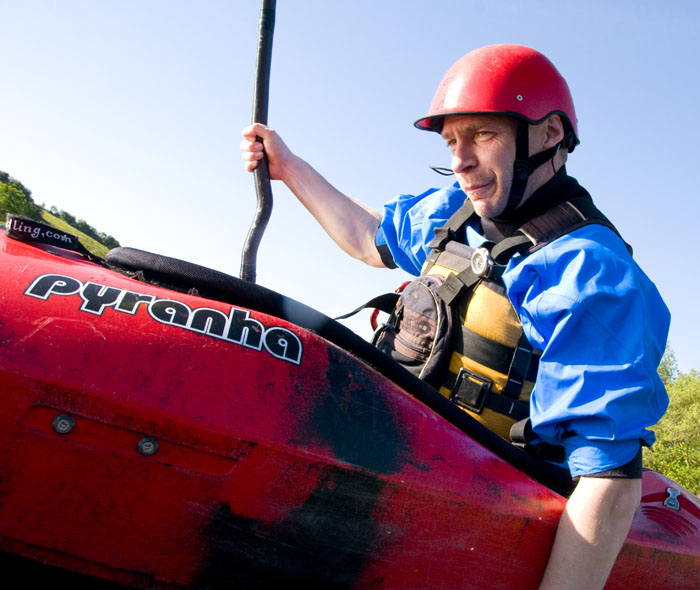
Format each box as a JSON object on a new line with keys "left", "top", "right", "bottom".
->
{"left": 240, "top": 0, "right": 276, "bottom": 283}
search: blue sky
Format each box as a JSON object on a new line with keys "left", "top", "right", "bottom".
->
{"left": 1, "top": 0, "right": 698, "bottom": 372}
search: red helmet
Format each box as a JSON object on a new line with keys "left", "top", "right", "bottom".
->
{"left": 415, "top": 44, "right": 579, "bottom": 150}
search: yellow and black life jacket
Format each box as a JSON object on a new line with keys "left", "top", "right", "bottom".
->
{"left": 374, "top": 196, "right": 629, "bottom": 442}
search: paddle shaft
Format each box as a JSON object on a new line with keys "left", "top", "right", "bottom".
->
{"left": 240, "top": 0, "right": 276, "bottom": 283}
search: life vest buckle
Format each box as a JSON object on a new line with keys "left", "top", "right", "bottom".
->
{"left": 450, "top": 368, "right": 493, "bottom": 414}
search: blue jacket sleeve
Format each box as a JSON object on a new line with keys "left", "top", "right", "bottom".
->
{"left": 503, "top": 225, "right": 670, "bottom": 477}
{"left": 375, "top": 182, "right": 468, "bottom": 275}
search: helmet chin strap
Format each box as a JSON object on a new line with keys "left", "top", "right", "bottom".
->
{"left": 501, "top": 119, "right": 564, "bottom": 217}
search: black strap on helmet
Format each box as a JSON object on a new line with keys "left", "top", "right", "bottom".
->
{"left": 504, "top": 119, "right": 569, "bottom": 217}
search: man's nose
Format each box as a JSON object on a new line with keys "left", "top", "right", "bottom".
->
{"left": 451, "top": 143, "right": 477, "bottom": 174}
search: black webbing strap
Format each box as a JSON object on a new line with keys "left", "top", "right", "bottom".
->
{"left": 518, "top": 143, "right": 561, "bottom": 179}
{"left": 563, "top": 198, "right": 633, "bottom": 255}
{"left": 510, "top": 418, "right": 567, "bottom": 463}
{"left": 436, "top": 266, "right": 479, "bottom": 306}
{"left": 376, "top": 243, "right": 398, "bottom": 269}
{"left": 453, "top": 326, "right": 515, "bottom": 375}
{"left": 519, "top": 200, "right": 585, "bottom": 243}
{"left": 502, "top": 332, "right": 536, "bottom": 401}
{"left": 506, "top": 119, "right": 565, "bottom": 218}
{"left": 482, "top": 392, "right": 529, "bottom": 421}
{"left": 334, "top": 292, "right": 400, "bottom": 321}
{"left": 5, "top": 214, "right": 104, "bottom": 263}
{"left": 508, "top": 119, "right": 532, "bottom": 215}
{"left": 447, "top": 326, "right": 540, "bottom": 392}
{"left": 490, "top": 200, "right": 587, "bottom": 263}
{"left": 427, "top": 199, "right": 476, "bottom": 250}
{"left": 491, "top": 198, "right": 633, "bottom": 264}
{"left": 449, "top": 369, "right": 530, "bottom": 422}
{"left": 491, "top": 234, "right": 533, "bottom": 264}
{"left": 423, "top": 248, "right": 442, "bottom": 271}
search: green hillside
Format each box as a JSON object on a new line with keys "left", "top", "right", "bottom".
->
{"left": 39, "top": 209, "right": 112, "bottom": 258}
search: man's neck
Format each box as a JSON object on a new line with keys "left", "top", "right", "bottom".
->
{"left": 480, "top": 167, "right": 591, "bottom": 241}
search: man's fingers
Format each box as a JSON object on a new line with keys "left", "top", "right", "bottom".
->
{"left": 240, "top": 124, "right": 284, "bottom": 177}
{"left": 241, "top": 148, "right": 263, "bottom": 171}
{"left": 240, "top": 137, "right": 262, "bottom": 153}
{"left": 242, "top": 122, "right": 268, "bottom": 139}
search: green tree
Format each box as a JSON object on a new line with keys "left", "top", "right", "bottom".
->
{"left": 657, "top": 345, "right": 679, "bottom": 386}
{"left": 643, "top": 353, "right": 700, "bottom": 495}
{"left": 0, "top": 181, "right": 41, "bottom": 220}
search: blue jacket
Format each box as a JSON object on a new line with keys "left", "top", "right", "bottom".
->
{"left": 375, "top": 180, "right": 670, "bottom": 477}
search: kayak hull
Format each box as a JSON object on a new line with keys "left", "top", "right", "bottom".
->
{"left": 0, "top": 233, "right": 698, "bottom": 589}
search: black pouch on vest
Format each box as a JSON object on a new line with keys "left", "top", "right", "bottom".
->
{"left": 373, "top": 274, "right": 457, "bottom": 388}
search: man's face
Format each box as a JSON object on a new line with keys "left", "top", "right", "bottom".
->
{"left": 441, "top": 114, "right": 518, "bottom": 219}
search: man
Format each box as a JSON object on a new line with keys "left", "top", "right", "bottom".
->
{"left": 241, "top": 44, "right": 669, "bottom": 590}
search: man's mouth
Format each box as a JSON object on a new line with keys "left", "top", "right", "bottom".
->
{"left": 462, "top": 178, "right": 494, "bottom": 198}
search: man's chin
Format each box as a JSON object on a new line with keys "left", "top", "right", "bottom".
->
{"left": 469, "top": 198, "right": 502, "bottom": 219}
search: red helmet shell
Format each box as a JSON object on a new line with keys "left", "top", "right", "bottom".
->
{"left": 415, "top": 44, "right": 578, "bottom": 143}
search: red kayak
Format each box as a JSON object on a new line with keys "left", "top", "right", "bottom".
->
{"left": 1, "top": 226, "right": 698, "bottom": 589}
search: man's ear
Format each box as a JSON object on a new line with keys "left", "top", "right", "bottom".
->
{"left": 542, "top": 114, "right": 565, "bottom": 148}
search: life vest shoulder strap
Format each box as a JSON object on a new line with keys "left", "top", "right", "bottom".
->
{"left": 492, "top": 198, "right": 632, "bottom": 263}
{"left": 427, "top": 199, "right": 477, "bottom": 250}
{"left": 520, "top": 198, "right": 632, "bottom": 255}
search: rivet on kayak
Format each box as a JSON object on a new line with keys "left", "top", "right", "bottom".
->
{"left": 52, "top": 414, "right": 75, "bottom": 435}
{"left": 516, "top": 94, "right": 523, "bottom": 101}
{"left": 137, "top": 437, "right": 159, "bottom": 456}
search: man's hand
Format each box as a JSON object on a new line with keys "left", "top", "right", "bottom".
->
{"left": 240, "top": 123, "right": 296, "bottom": 182}
{"left": 238, "top": 123, "right": 385, "bottom": 267}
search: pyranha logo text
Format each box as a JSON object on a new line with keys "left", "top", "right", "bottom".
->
{"left": 24, "top": 273, "right": 303, "bottom": 365}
